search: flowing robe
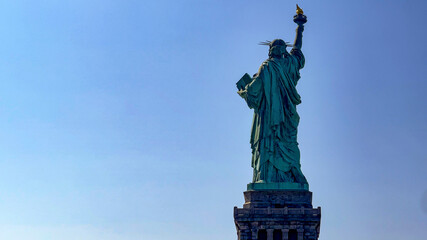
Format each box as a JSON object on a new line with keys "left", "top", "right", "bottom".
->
{"left": 239, "top": 48, "right": 308, "bottom": 183}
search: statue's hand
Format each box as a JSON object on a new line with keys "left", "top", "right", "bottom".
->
{"left": 237, "top": 89, "right": 247, "bottom": 99}
{"left": 297, "top": 24, "right": 304, "bottom": 32}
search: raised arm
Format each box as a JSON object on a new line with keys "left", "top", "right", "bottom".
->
{"left": 293, "top": 24, "right": 304, "bottom": 50}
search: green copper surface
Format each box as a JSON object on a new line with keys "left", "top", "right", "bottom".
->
{"left": 237, "top": 19, "right": 308, "bottom": 191}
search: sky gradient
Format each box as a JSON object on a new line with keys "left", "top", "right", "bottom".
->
{"left": 0, "top": 0, "right": 426, "bottom": 239}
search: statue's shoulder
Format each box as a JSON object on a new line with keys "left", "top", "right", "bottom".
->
{"left": 266, "top": 58, "right": 284, "bottom": 67}
{"left": 258, "top": 59, "right": 270, "bottom": 71}
{"left": 262, "top": 58, "right": 276, "bottom": 67}
{"left": 262, "top": 59, "right": 270, "bottom": 66}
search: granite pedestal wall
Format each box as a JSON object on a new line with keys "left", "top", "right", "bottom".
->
{"left": 234, "top": 190, "right": 321, "bottom": 240}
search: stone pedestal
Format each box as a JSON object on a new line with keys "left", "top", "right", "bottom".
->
{"left": 234, "top": 190, "right": 321, "bottom": 240}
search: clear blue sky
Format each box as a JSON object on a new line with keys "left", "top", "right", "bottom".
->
{"left": 0, "top": 0, "right": 426, "bottom": 239}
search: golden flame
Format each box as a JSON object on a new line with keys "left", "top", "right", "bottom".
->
{"left": 296, "top": 4, "right": 304, "bottom": 15}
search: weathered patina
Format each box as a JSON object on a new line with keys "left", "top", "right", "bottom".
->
{"left": 237, "top": 6, "right": 308, "bottom": 190}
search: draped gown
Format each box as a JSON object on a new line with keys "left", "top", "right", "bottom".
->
{"left": 239, "top": 48, "right": 308, "bottom": 184}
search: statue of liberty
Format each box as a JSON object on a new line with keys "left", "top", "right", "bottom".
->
{"left": 237, "top": 5, "right": 309, "bottom": 190}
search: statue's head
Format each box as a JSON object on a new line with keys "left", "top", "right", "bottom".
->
{"left": 270, "top": 39, "right": 286, "bottom": 47}
{"left": 269, "top": 39, "right": 288, "bottom": 58}
{"left": 260, "top": 39, "right": 292, "bottom": 59}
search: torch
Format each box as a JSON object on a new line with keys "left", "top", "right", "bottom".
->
{"left": 293, "top": 4, "right": 307, "bottom": 25}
